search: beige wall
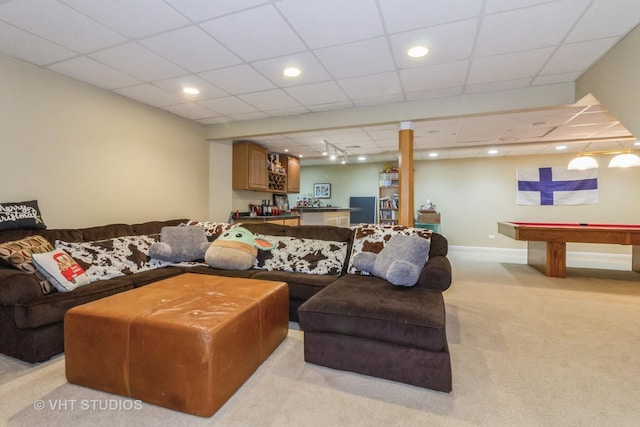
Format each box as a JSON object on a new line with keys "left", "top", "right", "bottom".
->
{"left": 577, "top": 24, "right": 640, "bottom": 139}
{"left": 0, "top": 54, "right": 209, "bottom": 228}
{"left": 301, "top": 154, "right": 640, "bottom": 255}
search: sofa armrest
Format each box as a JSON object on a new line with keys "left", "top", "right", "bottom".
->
{"left": 416, "top": 255, "right": 452, "bottom": 291}
{"left": 0, "top": 268, "right": 45, "bottom": 305}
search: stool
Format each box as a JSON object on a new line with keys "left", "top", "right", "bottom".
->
{"left": 64, "top": 273, "right": 289, "bottom": 417}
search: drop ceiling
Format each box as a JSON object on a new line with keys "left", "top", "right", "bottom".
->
{"left": 1, "top": 0, "right": 639, "bottom": 163}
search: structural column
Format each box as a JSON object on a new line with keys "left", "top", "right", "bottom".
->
{"left": 398, "top": 121, "right": 414, "bottom": 226}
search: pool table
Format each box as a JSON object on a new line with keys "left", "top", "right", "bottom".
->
{"left": 497, "top": 221, "right": 640, "bottom": 278}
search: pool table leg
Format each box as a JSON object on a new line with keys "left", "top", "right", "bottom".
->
{"left": 632, "top": 245, "right": 640, "bottom": 273}
{"left": 527, "top": 241, "right": 566, "bottom": 278}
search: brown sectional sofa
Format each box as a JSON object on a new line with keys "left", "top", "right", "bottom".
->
{"left": 0, "top": 219, "right": 453, "bottom": 392}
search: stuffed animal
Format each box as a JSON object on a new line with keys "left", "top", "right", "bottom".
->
{"left": 149, "top": 225, "right": 210, "bottom": 262}
{"left": 352, "top": 233, "right": 430, "bottom": 286}
{"left": 205, "top": 226, "right": 275, "bottom": 270}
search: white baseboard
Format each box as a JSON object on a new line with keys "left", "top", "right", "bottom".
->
{"left": 449, "top": 245, "right": 632, "bottom": 270}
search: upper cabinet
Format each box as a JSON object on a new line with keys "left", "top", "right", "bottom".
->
{"left": 232, "top": 140, "right": 300, "bottom": 193}
{"left": 283, "top": 155, "right": 300, "bottom": 193}
{"left": 232, "top": 141, "right": 269, "bottom": 191}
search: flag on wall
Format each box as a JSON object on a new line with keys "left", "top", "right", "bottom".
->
{"left": 516, "top": 167, "right": 598, "bottom": 205}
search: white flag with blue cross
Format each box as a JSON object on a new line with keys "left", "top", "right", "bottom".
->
{"left": 516, "top": 167, "right": 598, "bottom": 205}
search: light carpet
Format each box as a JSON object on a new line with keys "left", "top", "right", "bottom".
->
{"left": 2, "top": 251, "right": 640, "bottom": 427}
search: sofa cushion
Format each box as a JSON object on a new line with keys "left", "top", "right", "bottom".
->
{"left": 31, "top": 249, "right": 90, "bottom": 292}
{"left": 0, "top": 200, "right": 46, "bottom": 231}
{"left": 347, "top": 224, "right": 432, "bottom": 275}
{"left": 298, "top": 274, "right": 448, "bottom": 352}
{"left": 254, "top": 235, "right": 348, "bottom": 275}
{"left": 13, "top": 276, "right": 134, "bottom": 329}
{"left": 0, "top": 235, "right": 54, "bottom": 294}
{"left": 55, "top": 234, "right": 167, "bottom": 282}
{"left": 252, "top": 270, "right": 339, "bottom": 301}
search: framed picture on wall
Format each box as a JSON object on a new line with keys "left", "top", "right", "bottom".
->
{"left": 273, "top": 194, "right": 289, "bottom": 211}
{"left": 313, "top": 183, "right": 331, "bottom": 199}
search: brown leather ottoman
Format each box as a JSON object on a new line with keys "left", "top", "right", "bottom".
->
{"left": 64, "top": 273, "right": 289, "bottom": 417}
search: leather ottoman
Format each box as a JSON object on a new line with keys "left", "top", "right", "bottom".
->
{"left": 64, "top": 273, "right": 289, "bottom": 417}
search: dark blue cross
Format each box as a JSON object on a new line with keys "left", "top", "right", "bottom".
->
{"left": 518, "top": 167, "right": 598, "bottom": 205}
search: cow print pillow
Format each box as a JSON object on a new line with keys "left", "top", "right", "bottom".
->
{"left": 254, "top": 235, "right": 348, "bottom": 275}
{"left": 347, "top": 224, "right": 432, "bottom": 275}
{"left": 186, "top": 220, "right": 238, "bottom": 241}
{"left": 55, "top": 234, "right": 168, "bottom": 282}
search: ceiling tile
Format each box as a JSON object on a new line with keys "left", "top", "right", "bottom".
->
{"left": 464, "top": 78, "right": 531, "bottom": 94}
{"left": 165, "top": 0, "right": 270, "bottom": 22}
{"left": 115, "top": 84, "right": 185, "bottom": 107}
{"left": 47, "top": 56, "right": 141, "bottom": 89}
{"left": 315, "top": 38, "right": 395, "bottom": 79}
{"left": 484, "top": 0, "right": 560, "bottom": 14}
{"left": 467, "top": 48, "right": 554, "bottom": 85}
{"left": 390, "top": 19, "right": 478, "bottom": 68}
{"left": 566, "top": 0, "right": 640, "bottom": 43}
{"left": 405, "top": 86, "right": 464, "bottom": 101}
{"left": 198, "top": 96, "right": 259, "bottom": 115}
{"left": 199, "top": 64, "right": 275, "bottom": 94}
{"left": 400, "top": 60, "right": 469, "bottom": 92}
{"left": 541, "top": 38, "right": 619, "bottom": 75}
{"left": 265, "top": 106, "right": 310, "bottom": 117}
{"left": 199, "top": 5, "right": 306, "bottom": 61}
{"left": 337, "top": 72, "right": 403, "bottom": 101}
{"left": 378, "top": 0, "right": 482, "bottom": 33}
{"left": 285, "top": 81, "right": 349, "bottom": 106}
{"left": 0, "top": 21, "right": 76, "bottom": 65}
{"left": 239, "top": 89, "right": 301, "bottom": 111}
{"left": 475, "top": 0, "right": 591, "bottom": 57}
{"left": 532, "top": 72, "right": 581, "bottom": 86}
{"left": 227, "top": 111, "right": 270, "bottom": 121}
{"left": 276, "top": 0, "right": 383, "bottom": 49}
{"left": 307, "top": 100, "right": 354, "bottom": 112}
{"left": 162, "top": 102, "right": 218, "bottom": 120}
{"left": 353, "top": 94, "right": 406, "bottom": 107}
{"left": 60, "top": 0, "right": 190, "bottom": 38}
{"left": 140, "top": 26, "right": 242, "bottom": 73}
{"left": 152, "top": 75, "right": 228, "bottom": 101}
{"left": 0, "top": 0, "right": 126, "bottom": 53}
{"left": 251, "top": 52, "right": 332, "bottom": 87}
{"left": 90, "top": 42, "right": 187, "bottom": 81}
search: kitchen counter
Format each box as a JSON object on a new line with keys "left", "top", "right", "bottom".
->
{"left": 292, "top": 207, "right": 356, "bottom": 227}
{"left": 292, "top": 207, "right": 358, "bottom": 212}
{"left": 233, "top": 214, "right": 300, "bottom": 226}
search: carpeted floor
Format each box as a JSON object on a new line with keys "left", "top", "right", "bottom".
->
{"left": 2, "top": 251, "right": 639, "bottom": 427}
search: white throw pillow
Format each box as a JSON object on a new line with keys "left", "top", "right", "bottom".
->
{"left": 32, "top": 249, "right": 90, "bottom": 292}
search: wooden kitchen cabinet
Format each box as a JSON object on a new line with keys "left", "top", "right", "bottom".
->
{"left": 232, "top": 141, "right": 269, "bottom": 191}
{"left": 283, "top": 155, "right": 300, "bottom": 193}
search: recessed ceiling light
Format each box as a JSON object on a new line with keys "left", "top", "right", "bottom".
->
{"left": 358, "top": 156, "right": 366, "bottom": 161}
{"left": 488, "top": 149, "right": 499, "bottom": 155}
{"left": 407, "top": 46, "right": 429, "bottom": 58}
{"left": 283, "top": 67, "right": 301, "bottom": 77}
{"left": 429, "top": 152, "right": 438, "bottom": 157}
{"left": 183, "top": 87, "right": 199, "bottom": 95}
{"left": 299, "top": 154, "right": 303, "bottom": 158}
{"left": 634, "top": 140, "right": 640, "bottom": 146}
{"left": 284, "top": 148, "right": 289, "bottom": 152}
{"left": 556, "top": 145, "right": 567, "bottom": 150}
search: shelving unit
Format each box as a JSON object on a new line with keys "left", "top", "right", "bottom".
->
{"left": 268, "top": 171, "right": 286, "bottom": 192}
{"left": 378, "top": 172, "right": 399, "bottom": 224}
